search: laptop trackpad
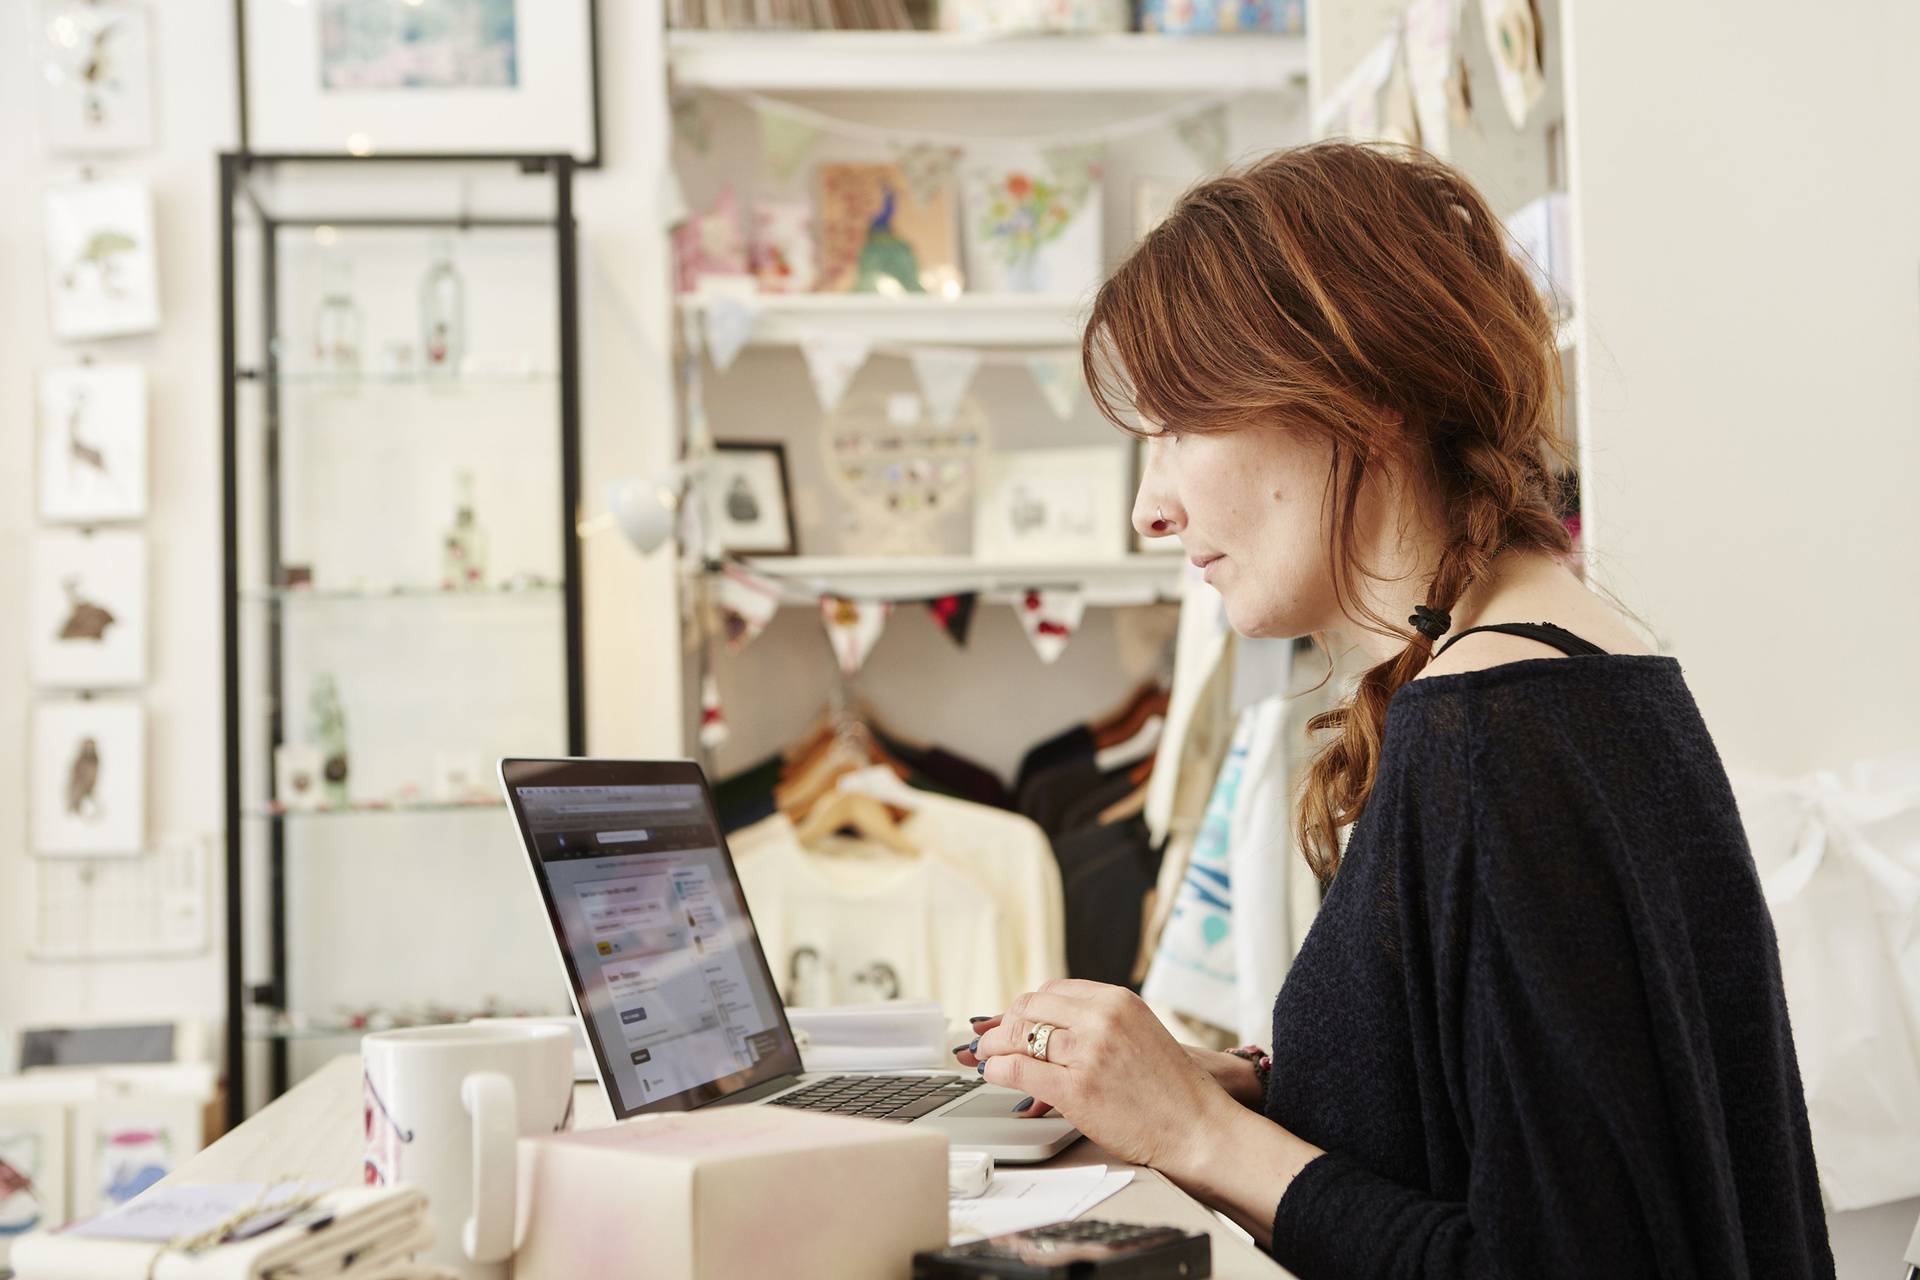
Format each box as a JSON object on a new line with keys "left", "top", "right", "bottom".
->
{"left": 945, "top": 1089, "right": 1043, "bottom": 1118}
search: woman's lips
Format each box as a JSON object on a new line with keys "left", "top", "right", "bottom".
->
{"left": 1192, "top": 553, "right": 1225, "bottom": 582}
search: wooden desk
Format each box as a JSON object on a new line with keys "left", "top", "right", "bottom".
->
{"left": 172, "top": 1056, "right": 1289, "bottom": 1277}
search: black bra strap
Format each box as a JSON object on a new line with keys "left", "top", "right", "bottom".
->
{"left": 1432, "top": 622, "right": 1608, "bottom": 660}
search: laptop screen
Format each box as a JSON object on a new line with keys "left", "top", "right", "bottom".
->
{"left": 502, "top": 760, "right": 803, "bottom": 1119}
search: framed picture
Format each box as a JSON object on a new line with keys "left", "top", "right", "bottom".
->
{"left": 961, "top": 146, "right": 1103, "bottom": 296}
{"left": 31, "top": 701, "right": 145, "bottom": 856}
{"left": 0, "top": 1104, "right": 67, "bottom": 1263}
{"left": 974, "top": 447, "right": 1130, "bottom": 563}
{"left": 1130, "top": 438, "right": 1181, "bottom": 555}
{"left": 704, "top": 442, "right": 798, "bottom": 557}
{"left": 236, "top": 0, "right": 602, "bottom": 166}
{"left": 37, "top": 1, "right": 156, "bottom": 153}
{"left": 815, "top": 162, "right": 962, "bottom": 295}
{"left": 39, "top": 363, "right": 148, "bottom": 524}
{"left": 70, "top": 1094, "right": 204, "bottom": 1218}
{"left": 44, "top": 178, "right": 161, "bottom": 340}
{"left": 30, "top": 531, "right": 148, "bottom": 689}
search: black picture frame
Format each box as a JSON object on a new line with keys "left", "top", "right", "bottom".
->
{"left": 234, "top": 0, "right": 603, "bottom": 169}
{"left": 709, "top": 441, "right": 799, "bottom": 557}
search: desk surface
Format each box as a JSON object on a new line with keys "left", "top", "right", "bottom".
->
{"left": 173, "top": 1056, "right": 1289, "bottom": 1278}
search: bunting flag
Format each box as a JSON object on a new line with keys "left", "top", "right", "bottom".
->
{"left": 1479, "top": 0, "right": 1544, "bottom": 129}
{"left": 1040, "top": 141, "right": 1107, "bottom": 209}
{"left": 1173, "top": 104, "right": 1230, "bottom": 174}
{"left": 698, "top": 673, "right": 730, "bottom": 751}
{"left": 1404, "top": 0, "right": 1461, "bottom": 157}
{"left": 908, "top": 348, "right": 982, "bottom": 427}
{"left": 1017, "top": 588, "right": 1086, "bottom": 665}
{"left": 924, "top": 593, "right": 978, "bottom": 649}
{"left": 800, "top": 333, "right": 874, "bottom": 412}
{"left": 756, "top": 103, "right": 822, "bottom": 184}
{"left": 714, "top": 564, "right": 783, "bottom": 654}
{"left": 702, "top": 293, "right": 759, "bottom": 373}
{"left": 895, "top": 142, "right": 963, "bottom": 207}
{"left": 822, "top": 595, "right": 892, "bottom": 675}
{"left": 1025, "top": 350, "right": 1081, "bottom": 420}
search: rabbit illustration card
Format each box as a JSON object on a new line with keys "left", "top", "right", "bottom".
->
{"left": 30, "top": 530, "right": 147, "bottom": 689}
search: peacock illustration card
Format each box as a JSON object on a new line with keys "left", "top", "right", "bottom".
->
{"left": 814, "top": 162, "right": 962, "bottom": 296}
{"left": 38, "top": 363, "right": 148, "bottom": 523}
{"left": 31, "top": 699, "right": 145, "bottom": 856}
{"left": 30, "top": 530, "right": 148, "bottom": 689}
{"left": 44, "top": 177, "right": 160, "bottom": 340}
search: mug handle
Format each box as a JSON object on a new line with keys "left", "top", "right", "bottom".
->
{"left": 460, "top": 1071, "right": 517, "bottom": 1264}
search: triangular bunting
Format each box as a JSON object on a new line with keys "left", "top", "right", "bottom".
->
{"left": 1174, "top": 104, "right": 1230, "bottom": 174}
{"left": 1025, "top": 350, "right": 1081, "bottom": 420}
{"left": 1040, "top": 141, "right": 1107, "bottom": 210}
{"left": 894, "top": 143, "right": 962, "bottom": 207}
{"left": 755, "top": 104, "right": 822, "bottom": 185}
{"left": 908, "top": 348, "right": 982, "bottom": 427}
{"left": 703, "top": 294, "right": 759, "bottom": 373}
{"left": 821, "top": 595, "right": 891, "bottom": 676}
{"left": 715, "top": 565, "right": 783, "bottom": 654}
{"left": 800, "top": 333, "right": 873, "bottom": 412}
{"left": 924, "top": 593, "right": 978, "bottom": 649}
{"left": 1017, "top": 588, "right": 1086, "bottom": 665}
{"left": 697, "top": 673, "right": 730, "bottom": 750}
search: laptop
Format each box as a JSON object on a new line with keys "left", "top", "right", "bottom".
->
{"left": 499, "top": 756, "right": 1081, "bottom": 1163}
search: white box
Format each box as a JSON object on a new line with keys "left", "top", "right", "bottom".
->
{"left": 514, "top": 1105, "right": 948, "bottom": 1280}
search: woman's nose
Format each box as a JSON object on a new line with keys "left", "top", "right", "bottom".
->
{"left": 1132, "top": 494, "right": 1180, "bottom": 542}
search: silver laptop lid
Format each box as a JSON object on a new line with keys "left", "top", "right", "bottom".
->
{"left": 499, "top": 757, "right": 805, "bottom": 1121}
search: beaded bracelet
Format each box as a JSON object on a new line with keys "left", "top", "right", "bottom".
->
{"left": 1228, "top": 1044, "right": 1273, "bottom": 1096}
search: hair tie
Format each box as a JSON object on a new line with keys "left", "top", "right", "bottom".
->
{"left": 1409, "top": 604, "right": 1451, "bottom": 640}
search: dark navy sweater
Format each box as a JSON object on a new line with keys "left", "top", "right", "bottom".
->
{"left": 1263, "top": 655, "right": 1833, "bottom": 1277}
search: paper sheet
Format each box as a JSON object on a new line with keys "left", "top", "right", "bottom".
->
{"left": 63, "top": 1180, "right": 324, "bottom": 1242}
{"left": 948, "top": 1164, "right": 1136, "bottom": 1244}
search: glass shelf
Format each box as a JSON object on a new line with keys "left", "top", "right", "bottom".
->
{"left": 238, "top": 367, "right": 559, "bottom": 386}
{"left": 241, "top": 582, "right": 564, "bottom": 603}
{"left": 244, "top": 1011, "right": 564, "bottom": 1041}
{"left": 243, "top": 799, "right": 505, "bottom": 820}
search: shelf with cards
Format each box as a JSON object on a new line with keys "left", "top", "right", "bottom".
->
{"left": 236, "top": 366, "right": 560, "bottom": 386}
{"left": 728, "top": 554, "right": 1185, "bottom": 606}
{"left": 240, "top": 582, "right": 564, "bottom": 604}
{"left": 665, "top": 30, "right": 1308, "bottom": 94}
{"left": 676, "top": 291, "right": 1087, "bottom": 347}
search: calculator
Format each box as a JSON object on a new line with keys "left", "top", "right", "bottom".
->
{"left": 911, "top": 1219, "right": 1211, "bottom": 1278}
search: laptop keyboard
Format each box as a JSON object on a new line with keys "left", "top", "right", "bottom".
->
{"left": 765, "top": 1074, "right": 985, "bottom": 1122}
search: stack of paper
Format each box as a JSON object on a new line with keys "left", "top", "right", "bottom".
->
{"left": 10, "top": 1182, "right": 436, "bottom": 1280}
{"left": 947, "top": 1164, "right": 1135, "bottom": 1244}
{"left": 787, "top": 1001, "right": 951, "bottom": 1072}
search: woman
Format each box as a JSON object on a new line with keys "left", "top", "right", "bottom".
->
{"left": 954, "top": 143, "right": 1832, "bottom": 1276}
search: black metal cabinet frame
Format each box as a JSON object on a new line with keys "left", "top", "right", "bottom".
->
{"left": 217, "top": 152, "right": 585, "bottom": 1127}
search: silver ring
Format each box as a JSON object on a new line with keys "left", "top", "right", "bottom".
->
{"left": 1026, "top": 1022, "right": 1056, "bottom": 1063}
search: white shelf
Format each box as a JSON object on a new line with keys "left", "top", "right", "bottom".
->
{"left": 666, "top": 30, "right": 1308, "bottom": 94}
{"left": 679, "top": 292, "right": 1087, "bottom": 348}
{"left": 731, "top": 554, "right": 1185, "bottom": 605}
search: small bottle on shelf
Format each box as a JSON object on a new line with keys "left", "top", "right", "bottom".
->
{"left": 419, "top": 236, "right": 466, "bottom": 378}
{"left": 310, "top": 673, "right": 350, "bottom": 808}
{"left": 441, "top": 469, "right": 489, "bottom": 590}
{"left": 313, "top": 254, "right": 363, "bottom": 376}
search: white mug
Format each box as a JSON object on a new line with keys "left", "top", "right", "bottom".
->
{"left": 362, "top": 1022, "right": 574, "bottom": 1279}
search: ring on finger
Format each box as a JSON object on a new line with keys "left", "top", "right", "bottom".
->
{"left": 1026, "top": 1022, "right": 1056, "bottom": 1063}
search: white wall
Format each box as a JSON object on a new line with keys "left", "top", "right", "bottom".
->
{"left": 1566, "top": 0, "right": 1920, "bottom": 1270}
{"left": 0, "top": 1, "right": 682, "bottom": 1057}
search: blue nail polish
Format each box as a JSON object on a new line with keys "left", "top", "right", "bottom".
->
{"left": 950, "top": 1043, "right": 970, "bottom": 1055}
{"left": 969, "top": 1015, "right": 992, "bottom": 1025}
{"left": 1013, "top": 1097, "right": 1034, "bottom": 1113}
{"left": 976, "top": 1060, "right": 985, "bottom": 1075}
{"left": 968, "top": 1038, "right": 979, "bottom": 1055}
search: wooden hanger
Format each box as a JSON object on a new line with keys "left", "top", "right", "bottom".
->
{"left": 1097, "top": 779, "right": 1150, "bottom": 826}
{"left": 1093, "top": 685, "right": 1170, "bottom": 751}
{"left": 1088, "top": 679, "right": 1158, "bottom": 742}
{"left": 795, "top": 790, "right": 918, "bottom": 856}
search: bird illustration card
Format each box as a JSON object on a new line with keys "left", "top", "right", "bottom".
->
{"left": 30, "top": 530, "right": 148, "bottom": 689}
{"left": 38, "top": 363, "right": 148, "bottom": 523}
{"left": 44, "top": 177, "right": 161, "bottom": 340}
{"left": 814, "top": 161, "right": 962, "bottom": 296}
{"left": 37, "top": 2, "right": 157, "bottom": 154}
{"left": 31, "top": 700, "right": 145, "bottom": 856}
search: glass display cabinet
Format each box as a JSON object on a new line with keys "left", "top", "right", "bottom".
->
{"left": 219, "top": 153, "right": 584, "bottom": 1124}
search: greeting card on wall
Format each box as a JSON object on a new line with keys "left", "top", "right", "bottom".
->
{"left": 973, "top": 447, "right": 1129, "bottom": 563}
{"left": 0, "top": 1104, "right": 67, "bottom": 1262}
{"left": 30, "top": 531, "right": 148, "bottom": 689}
{"left": 44, "top": 178, "right": 160, "bottom": 340}
{"left": 70, "top": 1095, "right": 203, "bottom": 1218}
{"left": 31, "top": 700, "right": 145, "bottom": 856}
{"left": 962, "top": 148, "right": 1103, "bottom": 295}
{"left": 38, "top": 363, "right": 148, "bottom": 523}
{"left": 816, "top": 162, "right": 962, "bottom": 296}
{"left": 38, "top": 1, "right": 156, "bottom": 153}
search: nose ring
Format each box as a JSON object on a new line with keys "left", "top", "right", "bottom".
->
{"left": 1151, "top": 506, "right": 1169, "bottom": 533}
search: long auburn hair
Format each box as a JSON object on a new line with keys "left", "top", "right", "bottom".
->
{"left": 1082, "top": 141, "right": 1575, "bottom": 880}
